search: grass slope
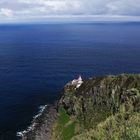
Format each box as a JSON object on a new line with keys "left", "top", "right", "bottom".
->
{"left": 51, "top": 107, "right": 76, "bottom": 140}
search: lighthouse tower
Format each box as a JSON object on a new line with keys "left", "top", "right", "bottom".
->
{"left": 72, "top": 75, "right": 83, "bottom": 88}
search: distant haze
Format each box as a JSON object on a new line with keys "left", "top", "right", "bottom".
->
{"left": 0, "top": 0, "right": 140, "bottom": 23}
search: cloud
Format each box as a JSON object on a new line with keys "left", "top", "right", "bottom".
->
{"left": 0, "top": 8, "right": 13, "bottom": 17}
{"left": 0, "top": 0, "right": 140, "bottom": 22}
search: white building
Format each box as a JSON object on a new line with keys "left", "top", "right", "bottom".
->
{"left": 72, "top": 75, "right": 83, "bottom": 88}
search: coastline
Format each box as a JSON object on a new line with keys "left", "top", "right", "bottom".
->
{"left": 16, "top": 74, "right": 140, "bottom": 140}
{"left": 17, "top": 104, "right": 58, "bottom": 140}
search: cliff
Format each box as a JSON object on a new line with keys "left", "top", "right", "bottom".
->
{"left": 51, "top": 74, "right": 140, "bottom": 140}
{"left": 20, "top": 74, "right": 140, "bottom": 140}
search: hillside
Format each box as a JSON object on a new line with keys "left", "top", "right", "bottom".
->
{"left": 51, "top": 74, "right": 140, "bottom": 140}
{"left": 20, "top": 74, "right": 140, "bottom": 140}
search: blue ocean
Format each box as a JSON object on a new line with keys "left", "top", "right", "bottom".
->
{"left": 0, "top": 23, "right": 140, "bottom": 139}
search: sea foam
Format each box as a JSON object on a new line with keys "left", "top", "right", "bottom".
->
{"left": 17, "top": 105, "right": 47, "bottom": 137}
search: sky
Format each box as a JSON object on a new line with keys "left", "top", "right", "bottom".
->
{"left": 0, "top": 0, "right": 140, "bottom": 23}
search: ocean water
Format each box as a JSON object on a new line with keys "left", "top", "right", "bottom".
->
{"left": 0, "top": 23, "right": 140, "bottom": 139}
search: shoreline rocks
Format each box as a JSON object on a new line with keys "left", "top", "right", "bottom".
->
{"left": 18, "top": 105, "right": 58, "bottom": 140}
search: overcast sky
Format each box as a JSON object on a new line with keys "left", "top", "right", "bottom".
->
{"left": 0, "top": 0, "right": 140, "bottom": 23}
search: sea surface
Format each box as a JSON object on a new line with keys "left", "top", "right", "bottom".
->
{"left": 0, "top": 22, "right": 140, "bottom": 139}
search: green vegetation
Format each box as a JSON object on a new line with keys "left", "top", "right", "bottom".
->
{"left": 72, "top": 113, "right": 140, "bottom": 140}
{"left": 51, "top": 107, "right": 76, "bottom": 140}
{"left": 52, "top": 74, "right": 140, "bottom": 140}
{"left": 58, "top": 107, "right": 69, "bottom": 126}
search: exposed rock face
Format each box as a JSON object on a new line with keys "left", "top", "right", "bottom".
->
{"left": 60, "top": 74, "right": 140, "bottom": 116}
{"left": 20, "top": 74, "right": 140, "bottom": 140}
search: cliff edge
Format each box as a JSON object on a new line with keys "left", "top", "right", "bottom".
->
{"left": 20, "top": 74, "right": 140, "bottom": 140}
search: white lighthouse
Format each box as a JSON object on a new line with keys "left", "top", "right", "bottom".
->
{"left": 72, "top": 75, "right": 83, "bottom": 88}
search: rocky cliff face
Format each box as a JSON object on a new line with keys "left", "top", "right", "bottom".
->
{"left": 60, "top": 74, "right": 140, "bottom": 116}
{"left": 20, "top": 74, "right": 140, "bottom": 140}
{"left": 52, "top": 74, "right": 140, "bottom": 140}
